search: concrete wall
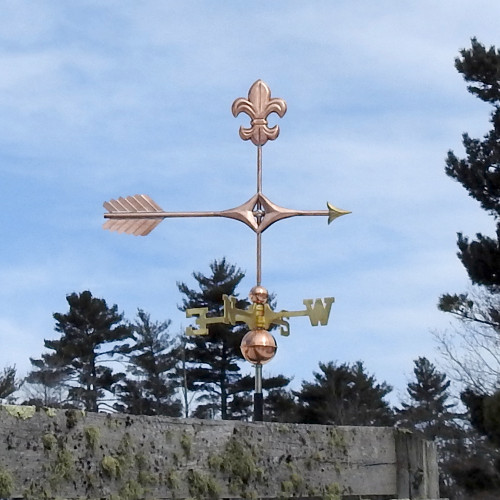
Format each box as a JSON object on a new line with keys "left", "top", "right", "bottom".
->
{"left": 0, "top": 405, "right": 440, "bottom": 499}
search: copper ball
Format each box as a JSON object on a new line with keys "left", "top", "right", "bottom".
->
{"left": 249, "top": 285, "right": 269, "bottom": 304}
{"left": 240, "top": 329, "right": 277, "bottom": 365}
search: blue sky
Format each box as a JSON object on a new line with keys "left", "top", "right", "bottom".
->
{"left": 1, "top": 1, "right": 499, "bottom": 403}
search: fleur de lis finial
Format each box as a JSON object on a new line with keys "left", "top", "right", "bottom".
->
{"left": 231, "top": 80, "right": 287, "bottom": 146}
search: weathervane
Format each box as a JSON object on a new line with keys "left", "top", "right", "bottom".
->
{"left": 103, "top": 80, "right": 350, "bottom": 421}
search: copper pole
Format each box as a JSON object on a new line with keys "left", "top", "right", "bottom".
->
{"left": 257, "top": 145, "right": 262, "bottom": 194}
{"left": 257, "top": 233, "right": 262, "bottom": 286}
{"left": 256, "top": 145, "right": 262, "bottom": 286}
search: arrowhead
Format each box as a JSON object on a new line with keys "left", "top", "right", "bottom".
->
{"left": 327, "top": 202, "right": 351, "bottom": 224}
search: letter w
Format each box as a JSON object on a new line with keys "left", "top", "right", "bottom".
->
{"left": 303, "top": 297, "right": 334, "bottom": 326}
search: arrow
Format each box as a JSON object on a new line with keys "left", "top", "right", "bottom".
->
{"left": 103, "top": 194, "right": 350, "bottom": 236}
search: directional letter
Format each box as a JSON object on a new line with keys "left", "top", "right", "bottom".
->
{"left": 186, "top": 308, "right": 209, "bottom": 336}
{"left": 303, "top": 297, "right": 334, "bottom": 326}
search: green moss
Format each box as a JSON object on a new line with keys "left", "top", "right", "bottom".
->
{"left": 114, "top": 432, "right": 135, "bottom": 474}
{"left": 52, "top": 446, "right": 74, "bottom": 480}
{"left": 47, "top": 445, "right": 74, "bottom": 491}
{"left": 166, "top": 469, "right": 181, "bottom": 491}
{"left": 65, "top": 408, "right": 84, "bottom": 429}
{"left": 134, "top": 452, "right": 156, "bottom": 488}
{"left": 41, "top": 432, "right": 57, "bottom": 451}
{"left": 4, "top": 404, "right": 36, "bottom": 419}
{"left": 187, "top": 469, "right": 220, "bottom": 500}
{"left": 121, "top": 431, "right": 133, "bottom": 450}
{"left": 290, "top": 472, "right": 303, "bottom": 492}
{"left": 84, "top": 426, "right": 100, "bottom": 452}
{"left": 322, "top": 482, "right": 342, "bottom": 500}
{"left": 119, "top": 479, "right": 145, "bottom": 500}
{"left": 101, "top": 455, "right": 121, "bottom": 479}
{"left": 280, "top": 480, "right": 293, "bottom": 498}
{"left": 306, "top": 484, "right": 319, "bottom": 496}
{"left": 137, "top": 469, "right": 156, "bottom": 487}
{"left": 327, "top": 428, "right": 346, "bottom": 451}
{"left": 23, "top": 480, "right": 52, "bottom": 500}
{"left": 84, "top": 470, "right": 99, "bottom": 491}
{"left": 0, "top": 467, "right": 14, "bottom": 497}
{"left": 135, "top": 452, "right": 148, "bottom": 470}
{"left": 180, "top": 430, "right": 192, "bottom": 458}
{"left": 105, "top": 413, "right": 119, "bottom": 428}
{"left": 207, "top": 454, "right": 223, "bottom": 471}
{"left": 240, "top": 490, "right": 258, "bottom": 500}
{"left": 223, "top": 438, "right": 263, "bottom": 483}
{"left": 44, "top": 407, "right": 57, "bottom": 417}
{"left": 208, "top": 436, "right": 264, "bottom": 498}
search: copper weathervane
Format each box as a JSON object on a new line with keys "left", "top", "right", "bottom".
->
{"left": 103, "top": 80, "right": 350, "bottom": 421}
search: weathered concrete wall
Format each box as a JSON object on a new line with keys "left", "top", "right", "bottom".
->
{"left": 0, "top": 405, "right": 440, "bottom": 499}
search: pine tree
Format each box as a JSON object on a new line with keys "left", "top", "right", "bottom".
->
{"left": 397, "top": 357, "right": 456, "bottom": 439}
{"left": 177, "top": 258, "right": 250, "bottom": 419}
{"left": 24, "top": 356, "right": 69, "bottom": 407}
{"left": 0, "top": 366, "right": 20, "bottom": 401}
{"left": 28, "top": 291, "right": 132, "bottom": 412}
{"left": 115, "top": 310, "right": 182, "bottom": 416}
{"left": 438, "top": 38, "right": 500, "bottom": 497}
{"left": 296, "top": 361, "right": 393, "bottom": 426}
{"left": 264, "top": 387, "right": 299, "bottom": 423}
{"left": 229, "top": 373, "right": 294, "bottom": 421}
{"left": 439, "top": 37, "right": 500, "bottom": 324}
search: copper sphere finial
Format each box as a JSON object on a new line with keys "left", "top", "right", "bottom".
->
{"left": 249, "top": 285, "right": 269, "bottom": 304}
{"left": 240, "top": 329, "right": 277, "bottom": 365}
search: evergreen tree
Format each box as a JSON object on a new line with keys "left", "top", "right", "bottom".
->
{"left": 28, "top": 291, "right": 132, "bottom": 412}
{"left": 24, "top": 356, "right": 69, "bottom": 407}
{"left": 264, "top": 387, "right": 299, "bottom": 423}
{"left": 177, "top": 258, "right": 250, "bottom": 419}
{"left": 0, "top": 366, "right": 20, "bottom": 401}
{"left": 438, "top": 38, "right": 500, "bottom": 497}
{"left": 229, "top": 373, "right": 294, "bottom": 421}
{"left": 296, "top": 361, "right": 393, "bottom": 426}
{"left": 115, "top": 310, "right": 182, "bottom": 416}
{"left": 441, "top": 38, "right": 500, "bottom": 292}
{"left": 439, "top": 37, "right": 500, "bottom": 333}
{"left": 397, "top": 357, "right": 456, "bottom": 439}
{"left": 396, "top": 358, "right": 465, "bottom": 498}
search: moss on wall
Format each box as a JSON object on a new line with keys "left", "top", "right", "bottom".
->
{"left": 0, "top": 406, "right": 417, "bottom": 499}
{"left": 180, "top": 430, "right": 193, "bottom": 459}
{"left": 42, "top": 432, "right": 57, "bottom": 451}
{"left": 0, "top": 467, "right": 14, "bottom": 497}
{"left": 186, "top": 469, "right": 220, "bottom": 500}
{"left": 4, "top": 404, "right": 36, "bottom": 420}
{"left": 84, "top": 426, "right": 101, "bottom": 452}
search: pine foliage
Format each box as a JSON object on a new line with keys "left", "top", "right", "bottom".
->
{"left": 438, "top": 38, "right": 500, "bottom": 497}
{"left": 398, "top": 357, "right": 455, "bottom": 439}
{"left": 115, "top": 310, "right": 182, "bottom": 416}
{"left": 28, "top": 291, "right": 132, "bottom": 411}
{"left": 0, "top": 366, "right": 20, "bottom": 401}
{"left": 296, "top": 361, "right": 393, "bottom": 426}
{"left": 177, "top": 258, "right": 250, "bottom": 419}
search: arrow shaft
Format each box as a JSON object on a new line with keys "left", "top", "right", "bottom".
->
{"left": 104, "top": 211, "right": 224, "bottom": 220}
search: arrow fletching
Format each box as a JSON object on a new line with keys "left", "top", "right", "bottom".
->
{"left": 103, "top": 195, "right": 164, "bottom": 236}
{"left": 327, "top": 202, "right": 351, "bottom": 224}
